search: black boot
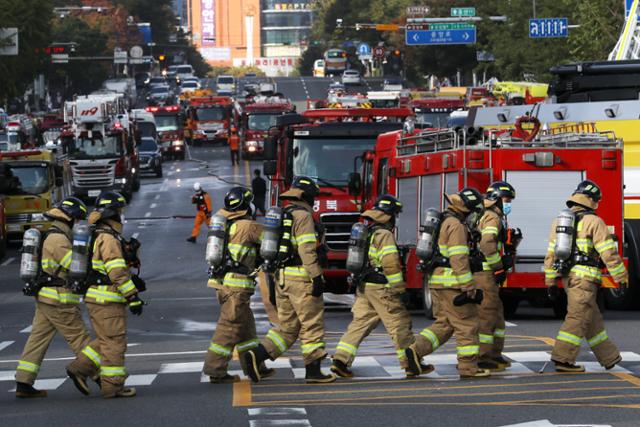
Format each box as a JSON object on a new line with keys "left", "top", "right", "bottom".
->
{"left": 244, "top": 344, "right": 270, "bottom": 383}
{"left": 15, "top": 382, "right": 47, "bottom": 398}
{"left": 305, "top": 358, "right": 336, "bottom": 384}
{"left": 186, "top": 236, "right": 196, "bottom": 243}
{"left": 66, "top": 369, "right": 90, "bottom": 395}
{"left": 330, "top": 359, "right": 354, "bottom": 378}
{"left": 405, "top": 348, "right": 422, "bottom": 377}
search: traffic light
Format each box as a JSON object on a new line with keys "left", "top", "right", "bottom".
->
{"left": 158, "top": 54, "right": 166, "bottom": 61}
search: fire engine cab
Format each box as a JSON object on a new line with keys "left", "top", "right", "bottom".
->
{"left": 186, "top": 96, "right": 236, "bottom": 144}
{"left": 145, "top": 105, "right": 185, "bottom": 160}
{"left": 241, "top": 96, "right": 294, "bottom": 159}
{"left": 353, "top": 125, "right": 625, "bottom": 317}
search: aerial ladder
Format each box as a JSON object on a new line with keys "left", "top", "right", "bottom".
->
{"left": 609, "top": 0, "right": 640, "bottom": 60}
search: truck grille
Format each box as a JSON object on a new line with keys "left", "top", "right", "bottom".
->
{"left": 320, "top": 212, "right": 360, "bottom": 251}
{"left": 7, "top": 214, "right": 30, "bottom": 223}
{"left": 71, "top": 162, "right": 116, "bottom": 188}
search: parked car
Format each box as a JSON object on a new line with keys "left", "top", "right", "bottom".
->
{"left": 147, "top": 85, "right": 172, "bottom": 104}
{"left": 137, "top": 137, "right": 163, "bottom": 177}
{"left": 216, "top": 75, "right": 236, "bottom": 95}
{"left": 341, "top": 70, "right": 362, "bottom": 85}
{"left": 383, "top": 78, "right": 403, "bottom": 91}
{"left": 180, "top": 81, "right": 199, "bottom": 94}
{"left": 313, "top": 59, "right": 325, "bottom": 77}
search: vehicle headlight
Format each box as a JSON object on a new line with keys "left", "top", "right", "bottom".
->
{"left": 132, "top": 167, "right": 136, "bottom": 174}
{"left": 115, "top": 178, "right": 127, "bottom": 184}
{"left": 31, "top": 213, "right": 46, "bottom": 222}
{"left": 172, "top": 140, "right": 184, "bottom": 146}
{"left": 246, "top": 140, "right": 258, "bottom": 147}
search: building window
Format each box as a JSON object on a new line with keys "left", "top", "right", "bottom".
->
{"left": 262, "top": 12, "right": 312, "bottom": 27}
{"left": 262, "top": 29, "right": 310, "bottom": 45}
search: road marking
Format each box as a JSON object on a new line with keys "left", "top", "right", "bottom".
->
{"left": 150, "top": 203, "right": 157, "bottom": 209}
{"left": 145, "top": 212, "right": 151, "bottom": 218}
{"left": 8, "top": 378, "right": 67, "bottom": 392}
{"left": 248, "top": 408, "right": 307, "bottom": 416}
{"left": 20, "top": 326, "right": 32, "bottom": 333}
{"left": 249, "top": 421, "right": 311, "bottom": 427}
{"left": 0, "top": 342, "right": 14, "bottom": 352}
{"left": 233, "top": 379, "right": 253, "bottom": 407}
{"left": 132, "top": 233, "right": 139, "bottom": 239}
{"left": 505, "top": 321, "right": 517, "bottom": 327}
{"left": 614, "top": 372, "right": 640, "bottom": 387}
{"left": 125, "top": 374, "right": 157, "bottom": 386}
{"left": 0, "top": 370, "right": 14, "bottom": 381}
{"left": 500, "top": 420, "right": 611, "bottom": 427}
{"left": 158, "top": 362, "right": 204, "bottom": 373}
{"left": 0, "top": 257, "right": 15, "bottom": 266}
{"left": 154, "top": 194, "right": 160, "bottom": 200}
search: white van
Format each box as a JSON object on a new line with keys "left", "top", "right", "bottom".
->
{"left": 313, "top": 59, "right": 325, "bottom": 77}
{"left": 216, "top": 75, "right": 236, "bottom": 95}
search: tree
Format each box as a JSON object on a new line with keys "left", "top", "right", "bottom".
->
{"left": 569, "top": 0, "right": 624, "bottom": 61}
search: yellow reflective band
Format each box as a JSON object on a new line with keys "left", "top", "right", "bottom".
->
{"left": 283, "top": 219, "right": 293, "bottom": 226}
{"left": 208, "top": 342, "right": 232, "bottom": 357}
{"left": 457, "top": 345, "right": 479, "bottom": 356}
{"left": 545, "top": 268, "right": 558, "bottom": 279}
{"left": 595, "top": 240, "right": 616, "bottom": 253}
{"left": 266, "top": 330, "right": 288, "bottom": 353}
{"left": 117, "top": 280, "right": 136, "bottom": 294}
{"left": 609, "top": 263, "right": 626, "bottom": 276}
{"left": 336, "top": 341, "right": 358, "bottom": 356}
{"left": 223, "top": 274, "right": 254, "bottom": 288}
{"left": 547, "top": 241, "right": 555, "bottom": 253}
{"left": 41, "top": 259, "right": 60, "bottom": 269}
{"left": 59, "top": 251, "right": 73, "bottom": 269}
{"left": 439, "top": 244, "right": 450, "bottom": 257}
{"left": 385, "top": 272, "right": 403, "bottom": 284}
{"left": 448, "top": 245, "right": 470, "bottom": 256}
{"left": 295, "top": 233, "right": 316, "bottom": 245}
{"left": 59, "top": 292, "right": 81, "bottom": 304}
{"left": 92, "top": 260, "right": 106, "bottom": 274}
{"left": 481, "top": 226, "right": 499, "bottom": 236}
{"left": 236, "top": 339, "right": 260, "bottom": 352}
{"left": 457, "top": 272, "right": 473, "bottom": 284}
{"left": 38, "top": 287, "right": 60, "bottom": 301}
{"left": 82, "top": 346, "right": 102, "bottom": 368}
{"left": 485, "top": 252, "right": 501, "bottom": 265}
{"left": 494, "top": 329, "right": 506, "bottom": 338}
{"left": 100, "top": 366, "right": 126, "bottom": 377}
{"left": 300, "top": 342, "right": 325, "bottom": 354}
{"left": 284, "top": 266, "right": 309, "bottom": 278}
{"left": 430, "top": 267, "right": 472, "bottom": 287}
{"left": 587, "top": 330, "right": 608, "bottom": 348}
{"left": 85, "top": 287, "right": 126, "bottom": 303}
{"left": 17, "top": 360, "right": 39, "bottom": 373}
{"left": 420, "top": 328, "right": 440, "bottom": 350}
{"left": 479, "top": 333, "right": 494, "bottom": 344}
{"left": 379, "top": 245, "right": 398, "bottom": 256}
{"left": 557, "top": 331, "right": 582, "bottom": 346}
{"left": 105, "top": 258, "right": 127, "bottom": 273}
{"left": 396, "top": 349, "right": 407, "bottom": 360}
{"left": 570, "top": 265, "right": 601, "bottom": 281}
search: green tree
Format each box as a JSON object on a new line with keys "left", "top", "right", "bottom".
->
{"left": 569, "top": 0, "right": 624, "bottom": 61}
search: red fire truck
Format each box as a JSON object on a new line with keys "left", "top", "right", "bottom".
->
{"left": 262, "top": 107, "right": 413, "bottom": 293}
{"left": 411, "top": 98, "right": 465, "bottom": 128}
{"left": 145, "top": 105, "right": 186, "bottom": 160}
{"left": 240, "top": 97, "right": 294, "bottom": 159}
{"left": 351, "top": 125, "right": 625, "bottom": 317}
{"left": 186, "top": 96, "right": 236, "bottom": 145}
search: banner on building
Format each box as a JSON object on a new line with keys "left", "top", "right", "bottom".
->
{"left": 233, "top": 57, "right": 298, "bottom": 76}
{"left": 201, "top": 0, "right": 215, "bottom": 46}
{"left": 201, "top": 47, "right": 231, "bottom": 60}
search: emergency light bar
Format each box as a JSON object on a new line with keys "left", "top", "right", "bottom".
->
{"left": 302, "top": 107, "right": 413, "bottom": 119}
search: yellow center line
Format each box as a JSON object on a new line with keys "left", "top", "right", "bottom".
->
{"left": 614, "top": 372, "right": 640, "bottom": 388}
{"left": 244, "top": 159, "right": 251, "bottom": 187}
{"left": 232, "top": 379, "right": 253, "bottom": 407}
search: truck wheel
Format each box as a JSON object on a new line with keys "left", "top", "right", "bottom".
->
{"left": 605, "top": 219, "right": 640, "bottom": 310}
{"left": 422, "top": 278, "right": 434, "bottom": 319}
{"left": 502, "top": 295, "right": 520, "bottom": 319}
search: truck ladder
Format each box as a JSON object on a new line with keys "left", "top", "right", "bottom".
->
{"left": 609, "top": 0, "right": 640, "bottom": 60}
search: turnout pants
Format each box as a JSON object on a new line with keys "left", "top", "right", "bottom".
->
{"left": 16, "top": 302, "right": 95, "bottom": 385}
{"left": 262, "top": 271, "right": 327, "bottom": 365}
{"left": 476, "top": 272, "right": 506, "bottom": 360}
{"left": 191, "top": 211, "right": 210, "bottom": 238}
{"left": 203, "top": 287, "right": 259, "bottom": 378}
{"left": 410, "top": 288, "right": 480, "bottom": 376}
{"left": 334, "top": 285, "right": 414, "bottom": 369}
{"left": 551, "top": 276, "right": 620, "bottom": 367}
{"left": 68, "top": 303, "right": 128, "bottom": 397}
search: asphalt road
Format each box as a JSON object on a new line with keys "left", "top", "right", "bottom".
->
{"left": 1, "top": 145, "right": 640, "bottom": 427}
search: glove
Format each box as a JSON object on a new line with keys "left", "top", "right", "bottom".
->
{"left": 311, "top": 276, "right": 325, "bottom": 298}
{"left": 22, "top": 282, "right": 40, "bottom": 297}
{"left": 502, "top": 254, "right": 515, "bottom": 270}
{"left": 127, "top": 295, "right": 144, "bottom": 316}
{"left": 493, "top": 269, "right": 507, "bottom": 285}
{"left": 547, "top": 285, "right": 561, "bottom": 302}
{"left": 131, "top": 275, "right": 147, "bottom": 292}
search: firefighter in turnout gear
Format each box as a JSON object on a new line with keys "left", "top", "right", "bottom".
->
{"left": 406, "top": 188, "right": 491, "bottom": 379}
{"left": 545, "top": 180, "right": 626, "bottom": 373}
{"left": 245, "top": 176, "right": 336, "bottom": 384}
{"left": 476, "top": 182, "right": 517, "bottom": 372}
{"left": 15, "top": 198, "right": 99, "bottom": 398}
{"left": 67, "top": 191, "right": 142, "bottom": 398}
{"left": 203, "top": 187, "right": 274, "bottom": 383}
{"left": 187, "top": 182, "right": 212, "bottom": 243}
{"left": 331, "top": 195, "right": 434, "bottom": 379}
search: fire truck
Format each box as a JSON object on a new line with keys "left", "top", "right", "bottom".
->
{"left": 351, "top": 125, "right": 625, "bottom": 318}
{"left": 144, "top": 105, "right": 186, "bottom": 160}
{"left": 64, "top": 94, "right": 140, "bottom": 201}
{"left": 240, "top": 97, "right": 294, "bottom": 159}
{"left": 411, "top": 97, "right": 465, "bottom": 128}
{"left": 262, "top": 107, "right": 413, "bottom": 293}
{"left": 186, "top": 96, "right": 236, "bottom": 145}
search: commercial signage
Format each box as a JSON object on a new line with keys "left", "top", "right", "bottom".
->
{"left": 273, "top": 3, "right": 311, "bottom": 11}
{"left": 201, "top": 0, "right": 216, "bottom": 46}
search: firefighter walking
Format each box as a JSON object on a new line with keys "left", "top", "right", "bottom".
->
{"left": 203, "top": 187, "right": 274, "bottom": 383}
{"left": 406, "top": 188, "right": 491, "bottom": 379}
{"left": 545, "top": 180, "right": 626, "bottom": 372}
{"left": 331, "top": 195, "right": 432, "bottom": 379}
{"left": 476, "top": 182, "right": 518, "bottom": 372}
{"left": 15, "top": 197, "right": 98, "bottom": 398}
{"left": 187, "top": 182, "right": 212, "bottom": 243}
{"left": 67, "top": 191, "right": 144, "bottom": 398}
{"left": 245, "top": 176, "right": 336, "bottom": 384}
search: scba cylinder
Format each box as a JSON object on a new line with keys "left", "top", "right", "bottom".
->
{"left": 554, "top": 209, "right": 576, "bottom": 262}
{"left": 69, "top": 224, "right": 91, "bottom": 281}
{"left": 260, "top": 206, "right": 283, "bottom": 263}
{"left": 205, "top": 214, "right": 227, "bottom": 267}
{"left": 346, "top": 222, "right": 369, "bottom": 274}
{"left": 416, "top": 208, "right": 442, "bottom": 261}
{"left": 20, "top": 228, "right": 41, "bottom": 282}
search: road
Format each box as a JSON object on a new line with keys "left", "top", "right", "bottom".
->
{"left": 1, "top": 144, "right": 640, "bottom": 426}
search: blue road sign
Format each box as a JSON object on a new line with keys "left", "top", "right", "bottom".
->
{"left": 405, "top": 28, "right": 476, "bottom": 46}
{"left": 358, "top": 43, "right": 371, "bottom": 56}
{"left": 529, "top": 18, "right": 569, "bottom": 38}
{"left": 628, "top": 0, "right": 636, "bottom": 17}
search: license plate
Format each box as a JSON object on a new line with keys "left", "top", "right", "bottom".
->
{"left": 88, "top": 190, "right": 101, "bottom": 197}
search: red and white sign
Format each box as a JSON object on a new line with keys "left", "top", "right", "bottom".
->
{"left": 373, "top": 46, "right": 385, "bottom": 58}
{"left": 233, "top": 57, "right": 298, "bottom": 77}
{"left": 201, "top": 0, "right": 215, "bottom": 46}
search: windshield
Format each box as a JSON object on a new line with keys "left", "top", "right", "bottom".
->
{"left": 70, "top": 135, "right": 123, "bottom": 159}
{"left": 416, "top": 112, "right": 450, "bottom": 128}
{"left": 4, "top": 164, "right": 49, "bottom": 195}
{"left": 182, "top": 83, "right": 198, "bottom": 89}
{"left": 152, "top": 87, "right": 169, "bottom": 94}
{"left": 248, "top": 114, "right": 278, "bottom": 131}
{"left": 177, "top": 66, "right": 192, "bottom": 73}
{"left": 218, "top": 77, "right": 234, "bottom": 84}
{"left": 139, "top": 138, "right": 157, "bottom": 151}
{"left": 326, "top": 50, "right": 345, "bottom": 59}
{"left": 137, "top": 122, "right": 156, "bottom": 138}
{"left": 195, "top": 107, "right": 226, "bottom": 121}
{"left": 293, "top": 138, "right": 375, "bottom": 185}
{"left": 154, "top": 115, "right": 180, "bottom": 131}
{"left": 370, "top": 99, "right": 399, "bottom": 108}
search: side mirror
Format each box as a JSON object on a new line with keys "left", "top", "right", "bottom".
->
{"left": 348, "top": 172, "right": 362, "bottom": 196}
{"left": 263, "top": 137, "right": 278, "bottom": 160}
{"left": 263, "top": 160, "right": 277, "bottom": 177}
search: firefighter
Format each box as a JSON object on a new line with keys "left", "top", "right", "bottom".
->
{"left": 406, "top": 188, "right": 491, "bottom": 379}
{"left": 203, "top": 186, "right": 274, "bottom": 383}
{"left": 229, "top": 128, "right": 240, "bottom": 166}
{"left": 15, "top": 197, "right": 98, "bottom": 398}
{"left": 67, "top": 191, "right": 143, "bottom": 398}
{"left": 244, "top": 176, "right": 336, "bottom": 384}
{"left": 545, "top": 180, "right": 626, "bottom": 372}
{"left": 187, "top": 182, "right": 212, "bottom": 243}
{"left": 476, "top": 181, "right": 517, "bottom": 372}
{"left": 331, "top": 195, "right": 434, "bottom": 379}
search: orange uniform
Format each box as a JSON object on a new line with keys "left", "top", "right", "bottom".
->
{"left": 191, "top": 191, "right": 212, "bottom": 239}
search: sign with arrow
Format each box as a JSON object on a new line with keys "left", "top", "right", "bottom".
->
{"left": 405, "top": 28, "right": 476, "bottom": 45}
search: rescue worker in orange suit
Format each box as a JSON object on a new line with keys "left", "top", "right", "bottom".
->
{"left": 545, "top": 180, "right": 626, "bottom": 372}
{"left": 245, "top": 176, "right": 336, "bottom": 384}
{"left": 187, "top": 182, "right": 212, "bottom": 243}
{"left": 331, "top": 195, "right": 434, "bottom": 379}
{"left": 204, "top": 187, "right": 274, "bottom": 383}
{"left": 229, "top": 128, "right": 240, "bottom": 166}
{"left": 476, "top": 181, "right": 517, "bottom": 372}
{"left": 67, "top": 191, "right": 143, "bottom": 398}
{"left": 15, "top": 197, "right": 99, "bottom": 398}
{"left": 406, "top": 188, "right": 491, "bottom": 379}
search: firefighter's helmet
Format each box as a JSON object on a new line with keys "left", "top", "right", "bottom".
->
{"left": 573, "top": 180, "right": 602, "bottom": 202}
{"left": 225, "top": 186, "right": 253, "bottom": 212}
{"left": 58, "top": 197, "right": 88, "bottom": 221}
{"left": 459, "top": 188, "right": 484, "bottom": 213}
{"left": 96, "top": 191, "right": 127, "bottom": 219}
{"left": 486, "top": 181, "right": 516, "bottom": 201}
{"left": 291, "top": 176, "right": 320, "bottom": 205}
{"left": 374, "top": 194, "right": 403, "bottom": 216}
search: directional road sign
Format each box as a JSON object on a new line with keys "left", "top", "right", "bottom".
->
{"left": 529, "top": 18, "right": 569, "bottom": 38}
{"left": 451, "top": 7, "right": 475, "bottom": 17}
{"left": 358, "top": 43, "right": 371, "bottom": 56}
{"left": 405, "top": 28, "right": 476, "bottom": 46}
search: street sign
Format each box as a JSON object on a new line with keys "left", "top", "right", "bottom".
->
{"left": 0, "top": 28, "right": 18, "bottom": 56}
{"left": 406, "top": 6, "right": 430, "bottom": 16}
{"left": 114, "top": 49, "right": 127, "bottom": 64}
{"left": 529, "top": 18, "right": 569, "bottom": 38}
{"left": 375, "top": 24, "right": 399, "bottom": 31}
{"left": 130, "top": 45, "right": 143, "bottom": 58}
{"left": 51, "top": 53, "right": 69, "bottom": 64}
{"left": 373, "top": 46, "right": 385, "bottom": 58}
{"left": 476, "top": 51, "right": 495, "bottom": 62}
{"left": 405, "top": 28, "right": 476, "bottom": 46}
{"left": 358, "top": 43, "right": 371, "bottom": 56}
{"left": 451, "top": 7, "right": 476, "bottom": 17}
{"left": 429, "top": 23, "right": 475, "bottom": 31}
{"left": 627, "top": 0, "right": 636, "bottom": 17}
